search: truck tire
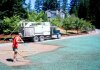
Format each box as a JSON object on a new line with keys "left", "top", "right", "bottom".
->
{"left": 57, "top": 34, "right": 61, "bottom": 39}
{"left": 33, "top": 36, "right": 39, "bottom": 42}
{"left": 39, "top": 36, "right": 44, "bottom": 41}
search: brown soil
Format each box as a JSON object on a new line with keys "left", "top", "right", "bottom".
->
{"left": 0, "top": 42, "right": 60, "bottom": 66}
{"left": 0, "top": 32, "right": 87, "bottom": 43}
{"left": 0, "top": 34, "right": 17, "bottom": 43}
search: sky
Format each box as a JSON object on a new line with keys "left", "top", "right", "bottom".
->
{"left": 25, "top": 0, "right": 36, "bottom": 10}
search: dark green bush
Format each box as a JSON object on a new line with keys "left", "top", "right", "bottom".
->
{"left": 62, "top": 16, "right": 95, "bottom": 34}
{"left": 2, "top": 15, "right": 20, "bottom": 34}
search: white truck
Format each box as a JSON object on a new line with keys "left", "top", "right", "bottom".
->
{"left": 20, "top": 21, "right": 61, "bottom": 42}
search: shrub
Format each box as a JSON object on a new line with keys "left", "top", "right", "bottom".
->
{"left": 3, "top": 15, "right": 20, "bottom": 34}
{"left": 27, "top": 11, "right": 48, "bottom": 22}
{"left": 81, "top": 21, "right": 95, "bottom": 32}
{"left": 62, "top": 16, "right": 95, "bottom": 34}
{"left": 62, "top": 18, "right": 73, "bottom": 33}
{"left": 3, "top": 29, "right": 11, "bottom": 35}
{"left": 51, "top": 18, "right": 62, "bottom": 27}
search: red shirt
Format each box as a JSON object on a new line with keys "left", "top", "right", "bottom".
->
{"left": 12, "top": 36, "right": 22, "bottom": 48}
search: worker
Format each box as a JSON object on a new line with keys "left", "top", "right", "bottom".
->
{"left": 12, "top": 33, "right": 24, "bottom": 62}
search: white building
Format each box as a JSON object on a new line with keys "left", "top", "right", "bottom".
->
{"left": 45, "top": 10, "right": 66, "bottom": 19}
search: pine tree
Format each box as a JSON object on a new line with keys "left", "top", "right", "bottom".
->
{"left": 0, "top": 0, "right": 27, "bottom": 19}
{"left": 70, "top": 0, "right": 80, "bottom": 16}
{"left": 62, "top": 0, "right": 67, "bottom": 11}
{"left": 89, "top": 0, "right": 100, "bottom": 28}
{"left": 35, "top": 0, "right": 45, "bottom": 13}
{"left": 42, "top": 0, "right": 58, "bottom": 11}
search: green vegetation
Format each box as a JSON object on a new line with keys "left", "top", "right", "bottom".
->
{"left": 27, "top": 11, "right": 47, "bottom": 22}
{"left": 0, "top": 10, "right": 95, "bottom": 34}
{"left": 0, "top": 0, "right": 97, "bottom": 35}
{"left": 1, "top": 15, "right": 20, "bottom": 34}
{"left": 0, "top": 0, "right": 27, "bottom": 19}
{"left": 43, "top": 0, "right": 58, "bottom": 11}
{"left": 52, "top": 15, "right": 95, "bottom": 34}
{"left": 70, "top": 0, "right": 100, "bottom": 28}
{"left": 51, "top": 15, "right": 63, "bottom": 27}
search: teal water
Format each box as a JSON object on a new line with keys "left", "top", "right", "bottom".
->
{"left": 0, "top": 34, "right": 100, "bottom": 70}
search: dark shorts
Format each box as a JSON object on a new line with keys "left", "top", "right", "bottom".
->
{"left": 13, "top": 47, "right": 18, "bottom": 53}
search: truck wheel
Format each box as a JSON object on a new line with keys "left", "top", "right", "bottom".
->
{"left": 33, "top": 36, "right": 39, "bottom": 42}
{"left": 57, "top": 34, "right": 61, "bottom": 39}
{"left": 39, "top": 36, "right": 44, "bottom": 41}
